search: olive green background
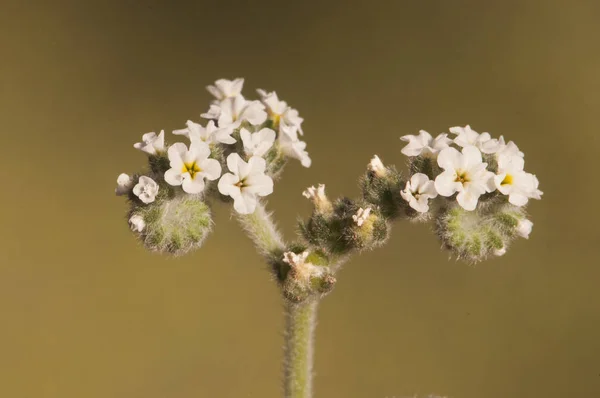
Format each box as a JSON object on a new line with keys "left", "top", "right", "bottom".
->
{"left": 1, "top": 1, "right": 599, "bottom": 397}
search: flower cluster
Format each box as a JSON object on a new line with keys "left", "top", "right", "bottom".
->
{"left": 114, "top": 78, "right": 311, "bottom": 254}
{"left": 399, "top": 126, "right": 542, "bottom": 212}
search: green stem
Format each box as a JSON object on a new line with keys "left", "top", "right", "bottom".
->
{"left": 236, "top": 202, "right": 286, "bottom": 257}
{"left": 283, "top": 299, "right": 319, "bottom": 398}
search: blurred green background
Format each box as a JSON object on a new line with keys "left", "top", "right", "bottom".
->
{"left": 1, "top": 0, "right": 599, "bottom": 397}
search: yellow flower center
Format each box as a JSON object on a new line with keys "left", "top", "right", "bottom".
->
{"left": 501, "top": 174, "right": 513, "bottom": 186}
{"left": 455, "top": 171, "right": 470, "bottom": 184}
{"left": 182, "top": 162, "right": 202, "bottom": 179}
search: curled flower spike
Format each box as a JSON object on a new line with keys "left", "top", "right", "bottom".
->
{"left": 133, "top": 176, "right": 159, "bottom": 204}
{"left": 401, "top": 173, "right": 438, "bottom": 213}
{"left": 173, "top": 120, "right": 236, "bottom": 145}
{"left": 128, "top": 214, "right": 145, "bottom": 232}
{"left": 240, "top": 127, "right": 276, "bottom": 157}
{"left": 449, "top": 125, "right": 503, "bottom": 154}
{"left": 400, "top": 130, "right": 452, "bottom": 157}
{"left": 352, "top": 207, "right": 372, "bottom": 226}
{"left": 434, "top": 146, "right": 496, "bottom": 211}
{"left": 133, "top": 131, "right": 165, "bottom": 155}
{"left": 115, "top": 173, "right": 133, "bottom": 196}
{"left": 218, "top": 153, "right": 274, "bottom": 214}
{"left": 164, "top": 141, "right": 222, "bottom": 194}
{"left": 206, "top": 78, "right": 244, "bottom": 101}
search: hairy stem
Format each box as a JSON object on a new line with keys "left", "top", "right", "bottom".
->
{"left": 283, "top": 299, "right": 319, "bottom": 398}
{"left": 236, "top": 201, "right": 286, "bottom": 257}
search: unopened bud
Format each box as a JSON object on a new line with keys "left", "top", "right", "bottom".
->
{"left": 368, "top": 155, "right": 387, "bottom": 177}
{"left": 116, "top": 173, "right": 133, "bottom": 196}
{"left": 352, "top": 207, "right": 372, "bottom": 227}
{"left": 516, "top": 219, "right": 533, "bottom": 239}
{"left": 128, "top": 214, "right": 145, "bottom": 232}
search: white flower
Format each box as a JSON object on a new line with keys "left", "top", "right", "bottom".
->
{"left": 282, "top": 251, "right": 323, "bottom": 282}
{"left": 132, "top": 176, "right": 159, "bottom": 204}
{"left": 400, "top": 173, "right": 438, "bottom": 213}
{"left": 129, "top": 215, "right": 145, "bottom": 232}
{"left": 368, "top": 155, "right": 387, "bottom": 177}
{"left": 206, "top": 78, "right": 244, "bottom": 101}
{"left": 400, "top": 130, "right": 452, "bottom": 157}
{"left": 516, "top": 219, "right": 533, "bottom": 239}
{"left": 115, "top": 173, "right": 133, "bottom": 196}
{"left": 496, "top": 136, "right": 525, "bottom": 158}
{"left": 279, "top": 124, "right": 311, "bottom": 167}
{"left": 434, "top": 146, "right": 496, "bottom": 211}
{"left": 256, "top": 89, "right": 304, "bottom": 134}
{"left": 164, "top": 142, "right": 222, "bottom": 194}
{"left": 352, "top": 207, "right": 372, "bottom": 226}
{"left": 240, "top": 127, "right": 276, "bottom": 157}
{"left": 201, "top": 95, "right": 267, "bottom": 129}
{"left": 218, "top": 153, "right": 274, "bottom": 214}
{"left": 493, "top": 154, "right": 543, "bottom": 206}
{"left": 449, "top": 125, "right": 503, "bottom": 154}
{"left": 173, "top": 120, "right": 235, "bottom": 145}
{"left": 133, "top": 130, "right": 165, "bottom": 155}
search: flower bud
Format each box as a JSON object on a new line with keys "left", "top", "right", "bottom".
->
{"left": 128, "top": 194, "right": 213, "bottom": 256}
{"left": 302, "top": 184, "right": 332, "bottom": 215}
{"left": 279, "top": 250, "right": 335, "bottom": 302}
{"left": 360, "top": 158, "right": 404, "bottom": 219}
{"left": 516, "top": 219, "right": 533, "bottom": 239}
{"left": 115, "top": 173, "right": 133, "bottom": 196}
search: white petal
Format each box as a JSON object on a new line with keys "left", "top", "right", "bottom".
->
{"left": 244, "top": 174, "right": 274, "bottom": 196}
{"left": 461, "top": 146, "right": 483, "bottom": 169}
{"left": 190, "top": 140, "right": 211, "bottom": 161}
{"left": 434, "top": 171, "right": 460, "bottom": 196}
{"left": 516, "top": 219, "right": 533, "bottom": 239}
{"left": 248, "top": 156, "right": 267, "bottom": 175}
{"left": 182, "top": 175, "right": 205, "bottom": 194}
{"left": 218, "top": 173, "right": 241, "bottom": 197}
{"left": 437, "top": 147, "right": 462, "bottom": 170}
{"left": 410, "top": 173, "right": 430, "bottom": 191}
{"left": 456, "top": 190, "right": 478, "bottom": 211}
{"left": 164, "top": 168, "right": 183, "bottom": 186}
{"left": 508, "top": 192, "right": 529, "bottom": 207}
{"left": 420, "top": 180, "right": 438, "bottom": 198}
{"left": 233, "top": 191, "right": 258, "bottom": 214}
{"left": 200, "top": 158, "right": 222, "bottom": 181}
{"left": 167, "top": 143, "right": 188, "bottom": 168}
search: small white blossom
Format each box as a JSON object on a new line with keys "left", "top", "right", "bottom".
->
{"left": 133, "top": 130, "right": 165, "bottom": 155}
{"left": 352, "top": 207, "right": 372, "bottom": 226}
{"left": 206, "top": 78, "right": 244, "bottom": 101}
{"left": 282, "top": 251, "right": 323, "bottom": 282}
{"left": 256, "top": 89, "right": 304, "bottom": 134}
{"left": 218, "top": 153, "right": 274, "bottom": 214}
{"left": 449, "top": 125, "right": 503, "bottom": 154}
{"left": 240, "top": 127, "right": 276, "bottom": 157}
{"left": 128, "top": 215, "right": 145, "bottom": 232}
{"left": 115, "top": 173, "right": 133, "bottom": 196}
{"left": 434, "top": 146, "right": 496, "bottom": 211}
{"left": 279, "top": 124, "right": 311, "bottom": 167}
{"left": 493, "top": 154, "right": 543, "bottom": 206}
{"left": 173, "top": 120, "right": 235, "bottom": 145}
{"left": 496, "top": 136, "right": 525, "bottom": 158}
{"left": 400, "top": 173, "right": 438, "bottom": 213}
{"left": 368, "top": 155, "right": 387, "bottom": 177}
{"left": 164, "top": 142, "right": 222, "bottom": 194}
{"left": 516, "top": 219, "right": 533, "bottom": 239}
{"left": 400, "top": 130, "right": 452, "bottom": 157}
{"left": 201, "top": 95, "right": 267, "bottom": 129}
{"left": 132, "top": 176, "right": 159, "bottom": 204}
